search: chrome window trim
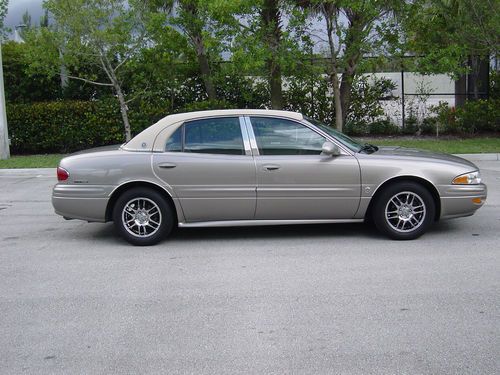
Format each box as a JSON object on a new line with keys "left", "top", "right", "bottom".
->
{"left": 160, "top": 116, "right": 251, "bottom": 157}
{"left": 242, "top": 116, "right": 260, "bottom": 155}
{"left": 239, "top": 116, "right": 253, "bottom": 156}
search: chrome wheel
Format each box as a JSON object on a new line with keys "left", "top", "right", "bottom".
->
{"left": 385, "top": 191, "right": 426, "bottom": 233}
{"left": 122, "top": 197, "right": 162, "bottom": 238}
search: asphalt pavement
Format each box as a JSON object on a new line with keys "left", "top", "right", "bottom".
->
{"left": 0, "top": 162, "right": 499, "bottom": 374}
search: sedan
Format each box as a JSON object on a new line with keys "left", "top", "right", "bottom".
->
{"left": 52, "top": 109, "right": 487, "bottom": 245}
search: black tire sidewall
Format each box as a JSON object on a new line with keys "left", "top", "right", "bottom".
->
{"left": 373, "top": 182, "right": 436, "bottom": 240}
{"left": 112, "top": 188, "right": 173, "bottom": 246}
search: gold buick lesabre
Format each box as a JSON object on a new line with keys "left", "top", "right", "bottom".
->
{"left": 52, "top": 109, "right": 487, "bottom": 245}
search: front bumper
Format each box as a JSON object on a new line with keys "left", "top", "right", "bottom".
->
{"left": 52, "top": 184, "right": 112, "bottom": 222}
{"left": 438, "top": 183, "right": 487, "bottom": 219}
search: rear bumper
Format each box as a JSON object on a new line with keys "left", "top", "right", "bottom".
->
{"left": 438, "top": 183, "right": 487, "bottom": 219}
{"left": 52, "top": 184, "right": 112, "bottom": 222}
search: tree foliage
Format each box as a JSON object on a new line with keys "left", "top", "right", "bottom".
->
{"left": 404, "top": 0, "right": 500, "bottom": 74}
{"left": 23, "top": 0, "right": 149, "bottom": 141}
{"left": 3, "top": 0, "right": 498, "bottom": 144}
{"left": 0, "top": 0, "right": 8, "bottom": 36}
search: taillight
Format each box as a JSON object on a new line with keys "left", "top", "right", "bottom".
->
{"left": 57, "top": 166, "right": 70, "bottom": 181}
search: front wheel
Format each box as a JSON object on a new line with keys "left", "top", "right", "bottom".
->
{"left": 112, "top": 188, "right": 174, "bottom": 246}
{"left": 372, "top": 182, "right": 436, "bottom": 240}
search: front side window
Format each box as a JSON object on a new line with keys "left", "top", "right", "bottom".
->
{"left": 165, "top": 117, "right": 245, "bottom": 155}
{"left": 305, "top": 117, "right": 362, "bottom": 152}
{"left": 250, "top": 117, "right": 326, "bottom": 155}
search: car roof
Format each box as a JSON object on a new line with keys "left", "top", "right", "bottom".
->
{"left": 123, "top": 109, "right": 303, "bottom": 151}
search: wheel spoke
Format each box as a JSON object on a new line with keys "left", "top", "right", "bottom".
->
{"left": 410, "top": 216, "right": 419, "bottom": 227}
{"left": 122, "top": 197, "right": 162, "bottom": 238}
{"left": 391, "top": 198, "right": 401, "bottom": 208}
{"left": 147, "top": 206, "right": 158, "bottom": 214}
{"left": 385, "top": 191, "right": 426, "bottom": 233}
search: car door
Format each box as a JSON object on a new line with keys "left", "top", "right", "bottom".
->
{"left": 246, "top": 116, "right": 361, "bottom": 220}
{"left": 152, "top": 116, "right": 256, "bottom": 222}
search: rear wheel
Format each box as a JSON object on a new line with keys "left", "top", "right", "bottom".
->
{"left": 112, "top": 187, "right": 174, "bottom": 246}
{"left": 372, "top": 181, "right": 435, "bottom": 240}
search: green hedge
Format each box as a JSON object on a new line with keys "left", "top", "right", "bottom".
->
{"left": 6, "top": 98, "right": 500, "bottom": 154}
{"left": 7, "top": 100, "right": 168, "bottom": 154}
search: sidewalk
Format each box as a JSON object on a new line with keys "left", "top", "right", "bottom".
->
{"left": 453, "top": 153, "right": 500, "bottom": 161}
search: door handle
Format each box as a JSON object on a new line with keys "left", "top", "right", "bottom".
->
{"left": 263, "top": 164, "right": 280, "bottom": 171}
{"left": 157, "top": 162, "right": 177, "bottom": 169}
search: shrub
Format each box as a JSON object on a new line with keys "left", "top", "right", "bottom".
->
{"left": 455, "top": 99, "right": 500, "bottom": 134}
{"left": 402, "top": 116, "right": 419, "bottom": 135}
{"left": 430, "top": 102, "right": 459, "bottom": 134}
{"left": 429, "top": 99, "right": 500, "bottom": 135}
{"left": 344, "top": 121, "right": 369, "bottom": 136}
{"left": 7, "top": 99, "right": 168, "bottom": 154}
{"left": 420, "top": 117, "right": 437, "bottom": 135}
{"left": 368, "top": 119, "right": 400, "bottom": 135}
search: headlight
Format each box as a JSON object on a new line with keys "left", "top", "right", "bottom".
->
{"left": 452, "top": 171, "right": 481, "bottom": 185}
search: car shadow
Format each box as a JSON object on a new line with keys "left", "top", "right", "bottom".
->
{"left": 84, "top": 221, "right": 382, "bottom": 244}
{"left": 79, "top": 218, "right": 466, "bottom": 245}
{"left": 170, "top": 222, "right": 382, "bottom": 242}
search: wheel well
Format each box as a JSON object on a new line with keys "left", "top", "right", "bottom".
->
{"left": 105, "top": 181, "right": 178, "bottom": 223}
{"left": 365, "top": 176, "right": 441, "bottom": 221}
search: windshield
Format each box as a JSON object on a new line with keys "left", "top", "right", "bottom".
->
{"left": 304, "top": 117, "right": 364, "bottom": 152}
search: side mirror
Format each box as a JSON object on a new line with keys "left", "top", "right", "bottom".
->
{"left": 321, "top": 141, "right": 340, "bottom": 156}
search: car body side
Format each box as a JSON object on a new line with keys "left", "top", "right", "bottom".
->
{"left": 52, "top": 111, "right": 487, "bottom": 225}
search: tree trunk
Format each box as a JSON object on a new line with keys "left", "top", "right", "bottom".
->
{"left": 467, "top": 55, "right": 490, "bottom": 100}
{"left": 104, "top": 57, "right": 132, "bottom": 142}
{"left": 262, "top": 0, "right": 283, "bottom": 109}
{"left": 324, "top": 5, "right": 343, "bottom": 131}
{"left": 338, "top": 9, "right": 363, "bottom": 127}
{"left": 339, "top": 57, "right": 359, "bottom": 125}
{"left": 268, "top": 59, "right": 283, "bottom": 109}
{"left": 58, "top": 48, "right": 68, "bottom": 90}
{"left": 115, "top": 84, "right": 132, "bottom": 142}
{"left": 340, "top": 73, "right": 353, "bottom": 126}
{"left": 330, "top": 73, "right": 343, "bottom": 132}
{"left": 470, "top": 55, "right": 480, "bottom": 100}
{"left": 182, "top": 0, "right": 217, "bottom": 101}
{"left": 192, "top": 33, "right": 217, "bottom": 101}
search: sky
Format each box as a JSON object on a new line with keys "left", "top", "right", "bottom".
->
{"left": 5, "top": 0, "right": 43, "bottom": 29}
{"left": 3, "top": 0, "right": 330, "bottom": 53}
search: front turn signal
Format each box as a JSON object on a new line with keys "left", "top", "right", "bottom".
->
{"left": 452, "top": 171, "right": 481, "bottom": 185}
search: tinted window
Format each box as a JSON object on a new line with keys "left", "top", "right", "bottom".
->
{"left": 250, "top": 117, "right": 326, "bottom": 155}
{"left": 165, "top": 126, "right": 182, "bottom": 152}
{"left": 305, "top": 117, "right": 362, "bottom": 152}
{"left": 184, "top": 117, "right": 244, "bottom": 155}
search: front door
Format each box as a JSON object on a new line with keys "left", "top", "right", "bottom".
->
{"left": 153, "top": 117, "right": 256, "bottom": 222}
{"left": 247, "top": 116, "right": 361, "bottom": 220}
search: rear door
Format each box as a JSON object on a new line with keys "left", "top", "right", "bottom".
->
{"left": 153, "top": 116, "right": 256, "bottom": 222}
{"left": 247, "top": 116, "right": 361, "bottom": 220}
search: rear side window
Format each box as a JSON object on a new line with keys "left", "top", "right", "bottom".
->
{"left": 166, "top": 126, "right": 182, "bottom": 152}
{"left": 165, "top": 117, "right": 245, "bottom": 155}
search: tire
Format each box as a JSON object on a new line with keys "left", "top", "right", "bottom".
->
{"left": 372, "top": 181, "right": 436, "bottom": 240}
{"left": 112, "top": 187, "right": 174, "bottom": 246}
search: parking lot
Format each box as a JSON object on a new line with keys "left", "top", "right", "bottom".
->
{"left": 1, "top": 161, "right": 499, "bottom": 374}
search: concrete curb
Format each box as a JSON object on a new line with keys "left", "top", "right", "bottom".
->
{"left": 454, "top": 153, "right": 500, "bottom": 161}
{"left": 0, "top": 168, "right": 54, "bottom": 175}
